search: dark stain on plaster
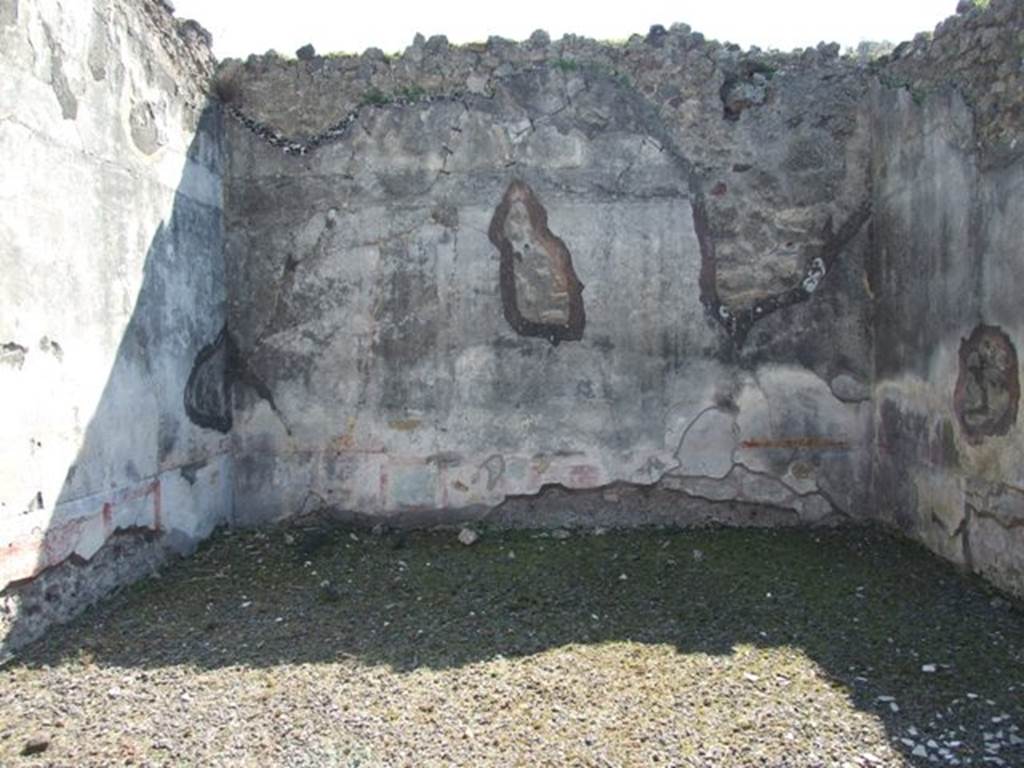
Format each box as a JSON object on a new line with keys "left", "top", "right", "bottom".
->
{"left": 42, "top": 22, "right": 78, "bottom": 121}
{"left": 489, "top": 180, "right": 585, "bottom": 345}
{"left": 1, "top": 341, "right": 28, "bottom": 369}
{"left": 184, "top": 328, "right": 233, "bottom": 434}
{"left": 694, "top": 196, "right": 871, "bottom": 346}
{"left": 185, "top": 326, "right": 291, "bottom": 435}
{"left": 179, "top": 459, "right": 208, "bottom": 485}
{"left": 954, "top": 324, "right": 1019, "bottom": 444}
{"left": 38, "top": 336, "right": 62, "bottom": 361}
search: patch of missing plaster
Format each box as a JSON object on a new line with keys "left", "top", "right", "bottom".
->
{"left": 954, "top": 324, "right": 1019, "bottom": 444}
{"left": 694, "top": 196, "right": 871, "bottom": 345}
{"left": 1, "top": 342, "right": 28, "bottom": 369}
{"left": 489, "top": 180, "right": 585, "bottom": 345}
{"left": 42, "top": 22, "right": 77, "bottom": 121}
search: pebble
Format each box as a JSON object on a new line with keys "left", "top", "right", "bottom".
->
{"left": 458, "top": 528, "right": 479, "bottom": 546}
{"left": 21, "top": 736, "right": 49, "bottom": 756}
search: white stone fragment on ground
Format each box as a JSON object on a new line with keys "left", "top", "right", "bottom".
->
{"left": 922, "top": 663, "right": 937, "bottom": 673}
{"left": 912, "top": 745, "right": 928, "bottom": 757}
{"left": 457, "top": 528, "right": 479, "bottom": 546}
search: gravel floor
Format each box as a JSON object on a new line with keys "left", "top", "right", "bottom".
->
{"left": 1, "top": 526, "right": 1022, "bottom": 767}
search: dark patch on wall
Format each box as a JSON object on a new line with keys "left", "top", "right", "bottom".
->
{"left": 954, "top": 324, "right": 1019, "bottom": 444}
{"left": 488, "top": 180, "right": 585, "bottom": 345}
{"left": 874, "top": 398, "right": 928, "bottom": 531}
{"left": 1, "top": 341, "right": 28, "bottom": 369}
{"left": 179, "top": 459, "right": 208, "bottom": 485}
{"left": 186, "top": 326, "right": 291, "bottom": 434}
{"left": 38, "top": 336, "right": 62, "bottom": 361}
{"left": 184, "top": 328, "right": 232, "bottom": 433}
{"left": 42, "top": 22, "right": 78, "bottom": 121}
{"left": 931, "top": 419, "right": 961, "bottom": 469}
{"left": 694, "top": 196, "right": 871, "bottom": 346}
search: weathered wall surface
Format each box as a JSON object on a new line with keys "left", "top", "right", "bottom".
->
{"left": 221, "top": 29, "right": 875, "bottom": 529}
{"left": 0, "top": 0, "right": 226, "bottom": 652}
{"left": 870, "top": 0, "right": 1024, "bottom": 596}
{"left": 2, "top": 0, "right": 1022, "bottom": 653}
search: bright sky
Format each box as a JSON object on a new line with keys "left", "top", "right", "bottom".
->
{"left": 172, "top": 0, "right": 958, "bottom": 60}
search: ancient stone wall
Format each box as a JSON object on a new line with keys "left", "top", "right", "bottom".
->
{"left": 0, "top": 0, "right": 227, "bottom": 653}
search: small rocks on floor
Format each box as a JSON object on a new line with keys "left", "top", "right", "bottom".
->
{"left": 21, "top": 736, "right": 49, "bottom": 756}
{"left": 457, "top": 528, "right": 479, "bottom": 546}
{"left": 318, "top": 581, "right": 340, "bottom": 603}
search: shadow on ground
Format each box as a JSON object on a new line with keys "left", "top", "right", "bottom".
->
{"left": 8, "top": 526, "right": 1024, "bottom": 765}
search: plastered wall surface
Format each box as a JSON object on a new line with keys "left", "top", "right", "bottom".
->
{"left": 0, "top": 0, "right": 228, "bottom": 652}
{"left": 1, "top": 0, "right": 1022, "bottom": 653}
{"left": 220, "top": 25, "right": 878, "bottom": 533}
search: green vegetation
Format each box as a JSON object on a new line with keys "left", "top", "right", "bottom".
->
{"left": 360, "top": 87, "right": 392, "bottom": 106}
{"left": 360, "top": 85, "right": 430, "bottom": 107}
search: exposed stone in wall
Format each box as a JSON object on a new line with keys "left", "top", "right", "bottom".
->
{"left": 489, "top": 180, "right": 585, "bottom": 344}
{"left": 877, "top": 0, "right": 1023, "bottom": 161}
{"left": 0, "top": 529, "right": 167, "bottom": 659}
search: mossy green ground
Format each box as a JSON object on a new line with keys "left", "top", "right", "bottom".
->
{"left": 2, "top": 527, "right": 1022, "bottom": 766}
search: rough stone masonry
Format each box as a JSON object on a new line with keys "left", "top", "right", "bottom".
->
{"left": 1, "top": 0, "right": 1022, "bottom": 653}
